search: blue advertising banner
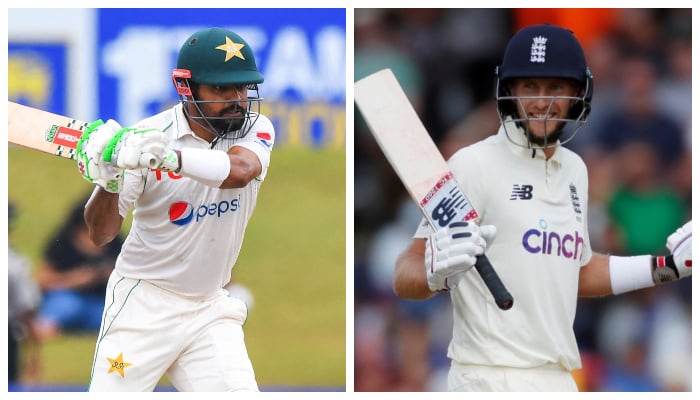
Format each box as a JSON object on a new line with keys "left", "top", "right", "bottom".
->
{"left": 8, "top": 43, "right": 68, "bottom": 114}
{"left": 97, "top": 8, "right": 346, "bottom": 148}
{"left": 8, "top": 8, "right": 345, "bottom": 149}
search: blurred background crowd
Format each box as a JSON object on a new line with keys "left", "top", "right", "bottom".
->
{"left": 354, "top": 8, "right": 691, "bottom": 392}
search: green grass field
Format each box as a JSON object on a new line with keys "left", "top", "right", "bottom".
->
{"left": 8, "top": 144, "right": 346, "bottom": 390}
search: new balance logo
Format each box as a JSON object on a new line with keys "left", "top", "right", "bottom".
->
{"left": 510, "top": 184, "right": 533, "bottom": 200}
{"left": 431, "top": 186, "right": 469, "bottom": 228}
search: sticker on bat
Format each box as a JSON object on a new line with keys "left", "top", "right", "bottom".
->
{"left": 420, "top": 172, "right": 478, "bottom": 228}
{"left": 46, "top": 125, "right": 83, "bottom": 148}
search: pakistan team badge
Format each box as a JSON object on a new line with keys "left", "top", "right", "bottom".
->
{"left": 107, "top": 352, "right": 133, "bottom": 378}
{"left": 215, "top": 36, "right": 246, "bottom": 61}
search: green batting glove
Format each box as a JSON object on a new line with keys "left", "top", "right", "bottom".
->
{"left": 102, "top": 127, "right": 168, "bottom": 169}
{"left": 76, "top": 119, "right": 125, "bottom": 193}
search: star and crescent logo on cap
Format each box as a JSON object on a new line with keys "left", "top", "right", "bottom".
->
{"left": 215, "top": 36, "right": 246, "bottom": 62}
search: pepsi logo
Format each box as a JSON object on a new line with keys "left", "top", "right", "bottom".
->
{"left": 256, "top": 132, "right": 272, "bottom": 148}
{"left": 168, "top": 196, "right": 241, "bottom": 227}
{"left": 169, "top": 201, "right": 194, "bottom": 226}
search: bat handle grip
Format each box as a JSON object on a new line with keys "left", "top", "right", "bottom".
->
{"left": 139, "top": 153, "right": 159, "bottom": 169}
{"left": 474, "top": 255, "right": 513, "bottom": 310}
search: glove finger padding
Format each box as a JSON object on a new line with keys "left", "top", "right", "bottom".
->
{"left": 104, "top": 128, "right": 169, "bottom": 169}
{"left": 439, "top": 242, "right": 482, "bottom": 268}
{"left": 479, "top": 225, "right": 498, "bottom": 249}
{"left": 77, "top": 119, "right": 122, "bottom": 155}
{"left": 76, "top": 119, "right": 125, "bottom": 192}
{"left": 667, "top": 221, "right": 692, "bottom": 279}
{"left": 425, "top": 221, "right": 486, "bottom": 292}
{"left": 96, "top": 164, "right": 124, "bottom": 193}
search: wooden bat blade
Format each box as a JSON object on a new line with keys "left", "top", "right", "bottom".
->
{"left": 355, "top": 69, "right": 513, "bottom": 310}
{"left": 355, "top": 70, "right": 449, "bottom": 202}
{"left": 355, "top": 69, "right": 479, "bottom": 228}
{"left": 355, "top": 70, "right": 447, "bottom": 203}
{"left": 8, "top": 101, "right": 88, "bottom": 160}
{"left": 8, "top": 101, "right": 157, "bottom": 168}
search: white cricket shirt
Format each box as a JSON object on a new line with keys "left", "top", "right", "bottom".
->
{"left": 114, "top": 103, "right": 274, "bottom": 297}
{"left": 415, "top": 121, "right": 592, "bottom": 371}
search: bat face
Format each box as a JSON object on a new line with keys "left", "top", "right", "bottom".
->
{"left": 354, "top": 69, "right": 479, "bottom": 231}
{"left": 355, "top": 69, "right": 513, "bottom": 310}
{"left": 8, "top": 101, "right": 89, "bottom": 160}
{"left": 8, "top": 101, "right": 159, "bottom": 171}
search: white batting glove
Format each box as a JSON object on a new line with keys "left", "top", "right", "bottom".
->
{"left": 156, "top": 149, "right": 181, "bottom": 172}
{"left": 653, "top": 221, "right": 692, "bottom": 283}
{"left": 102, "top": 127, "right": 169, "bottom": 169}
{"left": 425, "top": 221, "right": 496, "bottom": 292}
{"left": 480, "top": 224, "right": 497, "bottom": 250}
{"left": 76, "top": 119, "right": 125, "bottom": 193}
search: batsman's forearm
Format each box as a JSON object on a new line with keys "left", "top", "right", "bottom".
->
{"left": 578, "top": 253, "right": 613, "bottom": 297}
{"left": 393, "top": 240, "right": 436, "bottom": 300}
{"left": 84, "top": 187, "right": 123, "bottom": 247}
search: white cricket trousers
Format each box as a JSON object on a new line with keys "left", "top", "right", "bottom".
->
{"left": 89, "top": 271, "right": 258, "bottom": 391}
{"left": 447, "top": 362, "right": 579, "bottom": 391}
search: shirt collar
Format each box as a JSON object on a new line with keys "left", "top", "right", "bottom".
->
{"left": 173, "top": 103, "right": 210, "bottom": 145}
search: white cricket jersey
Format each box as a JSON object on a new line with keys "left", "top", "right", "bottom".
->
{"left": 114, "top": 103, "right": 274, "bottom": 297}
{"left": 415, "top": 121, "right": 592, "bottom": 371}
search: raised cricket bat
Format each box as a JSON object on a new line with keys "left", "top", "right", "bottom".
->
{"left": 8, "top": 101, "right": 156, "bottom": 167}
{"left": 355, "top": 69, "right": 513, "bottom": 310}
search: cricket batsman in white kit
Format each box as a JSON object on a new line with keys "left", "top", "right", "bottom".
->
{"left": 393, "top": 24, "right": 692, "bottom": 391}
{"left": 75, "top": 27, "right": 273, "bottom": 391}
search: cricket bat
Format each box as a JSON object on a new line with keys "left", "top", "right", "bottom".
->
{"left": 8, "top": 101, "right": 156, "bottom": 167}
{"left": 355, "top": 69, "right": 513, "bottom": 310}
